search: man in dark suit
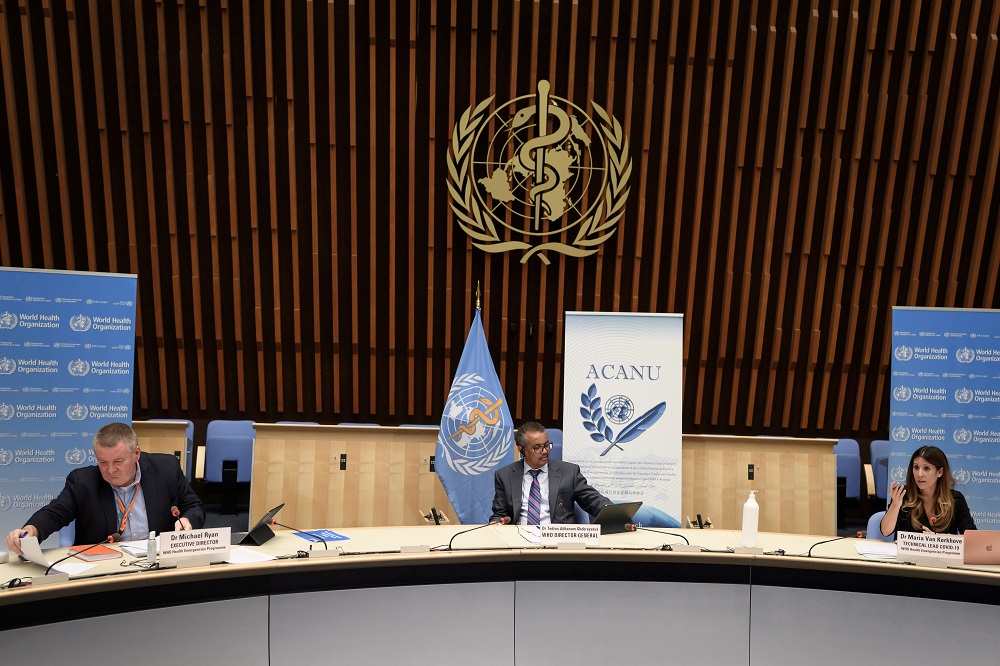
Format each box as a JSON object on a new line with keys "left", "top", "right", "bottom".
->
{"left": 5, "top": 422, "right": 205, "bottom": 555}
{"left": 490, "top": 421, "right": 611, "bottom": 525}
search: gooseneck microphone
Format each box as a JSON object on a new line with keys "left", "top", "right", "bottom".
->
{"left": 44, "top": 532, "right": 122, "bottom": 576}
{"left": 624, "top": 524, "right": 692, "bottom": 546}
{"left": 430, "top": 507, "right": 442, "bottom": 525}
{"left": 441, "top": 517, "right": 510, "bottom": 552}
{"left": 806, "top": 535, "right": 848, "bottom": 557}
{"left": 271, "top": 520, "right": 327, "bottom": 550}
{"left": 170, "top": 505, "right": 186, "bottom": 530}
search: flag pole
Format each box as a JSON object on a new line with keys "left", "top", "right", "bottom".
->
{"left": 476, "top": 280, "right": 481, "bottom": 312}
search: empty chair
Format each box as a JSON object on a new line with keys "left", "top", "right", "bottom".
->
{"left": 866, "top": 511, "right": 893, "bottom": 542}
{"left": 148, "top": 418, "right": 196, "bottom": 482}
{"left": 204, "top": 420, "right": 255, "bottom": 483}
{"left": 834, "top": 438, "right": 862, "bottom": 500}
{"left": 870, "top": 439, "right": 890, "bottom": 502}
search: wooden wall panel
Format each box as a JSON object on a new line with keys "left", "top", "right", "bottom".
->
{"left": 1, "top": 0, "right": 999, "bottom": 443}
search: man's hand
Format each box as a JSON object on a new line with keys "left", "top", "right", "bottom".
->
{"left": 5, "top": 525, "right": 39, "bottom": 556}
{"left": 174, "top": 516, "right": 192, "bottom": 531}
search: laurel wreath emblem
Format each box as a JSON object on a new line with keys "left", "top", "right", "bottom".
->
{"left": 447, "top": 93, "right": 631, "bottom": 264}
{"left": 580, "top": 383, "right": 666, "bottom": 456}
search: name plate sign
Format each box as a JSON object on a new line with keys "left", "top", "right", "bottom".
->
{"left": 897, "top": 532, "right": 964, "bottom": 566}
{"left": 539, "top": 524, "right": 601, "bottom": 547}
{"left": 160, "top": 527, "right": 232, "bottom": 563}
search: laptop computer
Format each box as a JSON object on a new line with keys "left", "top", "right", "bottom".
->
{"left": 231, "top": 502, "right": 286, "bottom": 545}
{"left": 592, "top": 501, "right": 643, "bottom": 534}
{"left": 963, "top": 530, "right": 1000, "bottom": 565}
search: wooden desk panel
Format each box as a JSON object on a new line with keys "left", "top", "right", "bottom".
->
{"left": 682, "top": 434, "right": 836, "bottom": 535}
{"left": 132, "top": 420, "right": 189, "bottom": 475}
{"left": 251, "top": 424, "right": 456, "bottom": 528}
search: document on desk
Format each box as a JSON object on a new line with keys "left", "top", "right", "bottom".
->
{"left": 854, "top": 541, "right": 897, "bottom": 559}
{"left": 17, "top": 536, "right": 99, "bottom": 575}
{"left": 225, "top": 547, "right": 277, "bottom": 564}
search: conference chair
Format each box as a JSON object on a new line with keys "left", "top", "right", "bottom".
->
{"left": 205, "top": 420, "right": 255, "bottom": 514}
{"left": 834, "top": 438, "right": 862, "bottom": 528}
{"left": 148, "top": 418, "right": 196, "bottom": 482}
{"left": 870, "top": 439, "right": 890, "bottom": 503}
{"left": 59, "top": 521, "right": 76, "bottom": 547}
{"left": 866, "top": 511, "right": 892, "bottom": 542}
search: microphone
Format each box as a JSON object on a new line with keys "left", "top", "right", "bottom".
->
{"left": 624, "top": 524, "right": 692, "bottom": 546}
{"left": 45, "top": 532, "right": 122, "bottom": 576}
{"left": 442, "top": 517, "right": 510, "bottom": 551}
{"left": 271, "top": 520, "right": 327, "bottom": 550}
{"left": 430, "top": 507, "right": 442, "bottom": 525}
{"left": 170, "top": 505, "right": 186, "bottom": 531}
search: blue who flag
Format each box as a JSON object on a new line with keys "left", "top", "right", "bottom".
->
{"left": 436, "top": 310, "right": 514, "bottom": 524}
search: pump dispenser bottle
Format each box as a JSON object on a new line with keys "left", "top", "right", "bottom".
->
{"left": 741, "top": 491, "right": 759, "bottom": 548}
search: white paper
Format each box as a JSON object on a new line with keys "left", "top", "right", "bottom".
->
{"left": 225, "top": 547, "right": 277, "bottom": 564}
{"left": 16, "top": 536, "right": 100, "bottom": 575}
{"left": 51, "top": 560, "right": 99, "bottom": 575}
{"left": 854, "top": 541, "right": 897, "bottom": 559}
{"left": 17, "top": 536, "right": 49, "bottom": 567}
{"left": 120, "top": 536, "right": 160, "bottom": 557}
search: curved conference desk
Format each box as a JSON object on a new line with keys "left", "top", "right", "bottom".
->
{"left": 2, "top": 527, "right": 999, "bottom": 664}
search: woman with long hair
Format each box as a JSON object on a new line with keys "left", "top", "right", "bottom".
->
{"left": 880, "top": 445, "right": 976, "bottom": 537}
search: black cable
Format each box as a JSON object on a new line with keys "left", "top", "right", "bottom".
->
{"left": 632, "top": 526, "right": 691, "bottom": 545}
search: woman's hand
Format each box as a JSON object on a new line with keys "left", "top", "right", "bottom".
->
{"left": 889, "top": 481, "right": 906, "bottom": 506}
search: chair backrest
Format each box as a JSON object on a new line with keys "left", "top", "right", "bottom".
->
{"left": 204, "top": 420, "right": 255, "bottom": 483}
{"left": 547, "top": 428, "right": 563, "bottom": 461}
{"left": 866, "top": 511, "right": 893, "bottom": 541}
{"left": 870, "top": 439, "right": 890, "bottom": 500}
{"left": 834, "top": 438, "right": 862, "bottom": 499}
{"left": 148, "top": 418, "right": 196, "bottom": 481}
{"left": 834, "top": 438, "right": 859, "bottom": 456}
{"left": 59, "top": 520, "right": 76, "bottom": 547}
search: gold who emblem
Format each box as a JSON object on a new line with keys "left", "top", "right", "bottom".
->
{"left": 447, "top": 80, "right": 632, "bottom": 264}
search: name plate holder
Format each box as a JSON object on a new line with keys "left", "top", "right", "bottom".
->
{"left": 540, "top": 524, "right": 601, "bottom": 548}
{"left": 897, "top": 532, "right": 964, "bottom": 568}
{"left": 32, "top": 572, "right": 70, "bottom": 585}
{"left": 158, "top": 527, "right": 231, "bottom": 568}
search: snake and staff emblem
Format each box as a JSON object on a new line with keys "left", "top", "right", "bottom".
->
{"left": 447, "top": 80, "right": 631, "bottom": 264}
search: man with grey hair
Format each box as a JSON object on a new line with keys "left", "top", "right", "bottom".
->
{"left": 5, "top": 422, "right": 204, "bottom": 555}
{"left": 490, "top": 421, "right": 611, "bottom": 525}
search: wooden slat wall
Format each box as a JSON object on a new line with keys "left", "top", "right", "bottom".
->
{"left": 1, "top": 0, "right": 999, "bottom": 440}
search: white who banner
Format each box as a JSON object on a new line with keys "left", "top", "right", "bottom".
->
{"left": 563, "top": 312, "right": 683, "bottom": 527}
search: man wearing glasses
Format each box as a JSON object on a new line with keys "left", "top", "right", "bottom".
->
{"left": 490, "top": 421, "right": 611, "bottom": 525}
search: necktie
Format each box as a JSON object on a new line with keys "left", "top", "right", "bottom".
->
{"left": 526, "top": 469, "right": 542, "bottom": 526}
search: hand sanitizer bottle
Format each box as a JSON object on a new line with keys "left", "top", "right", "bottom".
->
{"left": 147, "top": 531, "right": 157, "bottom": 566}
{"left": 741, "top": 491, "right": 759, "bottom": 548}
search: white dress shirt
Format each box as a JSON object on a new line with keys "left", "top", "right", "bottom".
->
{"left": 519, "top": 463, "right": 551, "bottom": 525}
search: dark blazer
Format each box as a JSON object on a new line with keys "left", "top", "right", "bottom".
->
{"left": 490, "top": 459, "right": 611, "bottom": 524}
{"left": 25, "top": 453, "right": 206, "bottom": 544}
{"left": 890, "top": 489, "right": 977, "bottom": 536}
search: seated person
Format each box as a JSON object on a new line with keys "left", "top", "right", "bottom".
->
{"left": 880, "top": 445, "right": 976, "bottom": 538}
{"left": 490, "top": 421, "right": 611, "bottom": 524}
{"left": 5, "top": 422, "right": 205, "bottom": 555}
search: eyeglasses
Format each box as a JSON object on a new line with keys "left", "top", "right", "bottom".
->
{"left": 527, "top": 442, "right": 552, "bottom": 453}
